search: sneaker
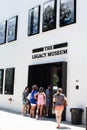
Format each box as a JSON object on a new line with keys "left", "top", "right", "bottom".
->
{"left": 36, "top": 114, "right": 38, "bottom": 120}
{"left": 22, "top": 113, "right": 25, "bottom": 116}
{"left": 46, "top": 114, "right": 48, "bottom": 117}
{"left": 42, "top": 117, "right": 45, "bottom": 120}
{"left": 27, "top": 113, "right": 30, "bottom": 116}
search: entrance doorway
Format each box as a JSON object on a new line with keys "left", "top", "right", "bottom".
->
{"left": 28, "top": 61, "right": 67, "bottom": 120}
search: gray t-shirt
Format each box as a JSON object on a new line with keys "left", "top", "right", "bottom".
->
{"left": 22, "top": 90, "right": 29, "bottom": 100}
{"left": 53, "top": 93, "right": 65, "bottom": 106}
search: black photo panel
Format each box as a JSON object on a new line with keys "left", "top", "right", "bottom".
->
{"left": 0, "top": 21, "right": 7, "bottom": 45}
{"left": 28, "top": 6, "right": 40, "bottom": 36}
{"left": 60, "top": 0, "right": 76, "bottom": 27}
{"left": 0, "top": 69, "right": 4, "bottom": 94}
{"left": 42, "top": 0, "right": 56, "bottom": 32}
{"left": 4, "top": 68, "right": 15, "bottom": 95}
{"left": 7, "top": 16, "right": 18, "bottom": 42}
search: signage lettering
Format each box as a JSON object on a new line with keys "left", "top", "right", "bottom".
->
{"left": 32, "top": 44, "right": 68, "bottom": 59}
{"left": 48, "top": 49, "right": 67, "bottom": 56}
{"left": 32, "top": 49, "right": 67, "bottom": 59}
{"left": 32, "top": 53, "right": 46, "bottom": 59}
{"left": 44, "top": 46, "right": 53, "bottom": 51}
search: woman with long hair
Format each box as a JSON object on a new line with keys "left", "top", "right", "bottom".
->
{"left": 34, "top": 87, "right": 46, "bottom": 119}
{"left": 22, "top": 86, "right": 30, "bottom": 116}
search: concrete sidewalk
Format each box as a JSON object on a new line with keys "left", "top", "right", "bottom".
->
{"left": 0, "top": 109, "right": 85, "bottom": 130}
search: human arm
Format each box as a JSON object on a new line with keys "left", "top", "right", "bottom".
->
{"left": 53, "top": 95, "right": 56, "bottom": 103}
{"left": 34, "top": 92, "right": 38, "bottom": 100}
{"left": 63, "top": 96, "right": 67, "bottom": 107}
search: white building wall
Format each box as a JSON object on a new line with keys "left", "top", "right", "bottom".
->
{"left": 0, "top": 0, "right": 87, "bottom": 124}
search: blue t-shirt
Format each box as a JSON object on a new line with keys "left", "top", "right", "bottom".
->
{"left": 30, "top": 90, "right": 37, "bottom": 104}
{"left": 45, "top": 88, "right": 50, "bottom": 106}
{"left": 46, "top": 88, "right": 50, "bottom": 100}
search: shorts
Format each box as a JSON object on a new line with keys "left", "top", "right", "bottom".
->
{"left": 22, "top": 99, "right": 29, "bottom": 105}
{"left": 31, "top": 103, "right": 37, "bottom": 106}
{"left": 55, "top": 105, "right": 64, "bottom": 111}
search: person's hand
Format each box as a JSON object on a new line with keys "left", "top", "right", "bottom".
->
{"left": 53, "top": 97, "right": 56, "bottom": 103}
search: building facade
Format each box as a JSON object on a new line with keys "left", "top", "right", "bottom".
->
{"left": 0, "top": 0, "right": 86, "bottom": 124}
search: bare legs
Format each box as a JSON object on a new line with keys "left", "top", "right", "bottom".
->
{"left": 40, "top": 105, "right": 43, "bottom": 118}
{"left": 55, "top": 109, "right": 63, "bottom": 128}
{"left": 36, "top": 105, "right": 44, "bottom": 119}
{"left": 26, "top": 105, "right": 30, "bottom": 114}
{"left": 22, "top": 104, "right": 30, "bottom": 115}
{"left": 22, "top": 104, "right": 26, "bottom": 115}
{"left": 45, "top": 107, "right": 49, "bottom": 116}
{"left": 30, "top": 105, "right": 36, "bottom": 118}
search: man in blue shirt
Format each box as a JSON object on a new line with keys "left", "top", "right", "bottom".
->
{"left": 45, "top": 85, "right": 51, "bottom": 116}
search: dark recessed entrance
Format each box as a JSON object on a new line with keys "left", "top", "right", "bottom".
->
{"left": 28, "top": 61, "right": 67, "bottom": 120}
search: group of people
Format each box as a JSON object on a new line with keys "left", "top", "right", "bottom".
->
{"left": 22, "top": 85, "right": 67, "bottom": 129}
{"left": 22, "top": 84, "right": 51, "bottom": 119}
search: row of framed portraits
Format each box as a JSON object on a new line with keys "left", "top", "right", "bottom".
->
{"left": 0, "top": 16, "right": 18, "bottom": 45}
{"left": 28, "top": 0, "right": 76, "bottom": 35}
{"left": 0, "top": 0, "right": 76, "bottom": 45}
{"left": 0, "top": 68, "right": 15, "bottom": 95}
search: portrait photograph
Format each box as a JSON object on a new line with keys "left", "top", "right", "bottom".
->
{"left": 0, "top": 21, "right": 7, "bottom": 45}
{"left": 60, "top": 0, "right": 76, "bottom": 27}
{"left": 7, "top": 16, "right": 18, "bottom": 42}
{"left": 42, "top": 0, "right": 56, "bottom": 32}
{"left": 28, "top": 6, "right": 40, "bottom": 36}
{"left": 4, "top": 68, "right": 15, "bottom": 95}
{"left": 0, "top": 69, "right": 4, "bottom": 94}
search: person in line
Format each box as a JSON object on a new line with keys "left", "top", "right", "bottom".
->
{"left": 45, "top": 85, "right": 51, "bottom": 116}
{"left": 22, "top": 86, "right": 30, "bottom": 116}
{"left": 29, "top": 85, "right": 38, "bottom": 118}
{"left": 34, "top": 87, "right": 46, "bottom": 119}
{"left": 42, "top": 88, "right": 46, "bottom": 117}
{"left": 53, "top": 88, "right": 67, "bottom": 129}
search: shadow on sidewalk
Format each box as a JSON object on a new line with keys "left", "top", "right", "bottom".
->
{"left": 58, "top": 127, "right": 71, "bottom": 129}
{"left": 0, "top": 107, "right": 21, "bottom": 115}
{"left": 0, "top": 107, "right": 85, "bottom": 129}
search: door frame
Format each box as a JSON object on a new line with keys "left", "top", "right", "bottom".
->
{"left": 28, "top": 61, "right": 67, "bottom": 120}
